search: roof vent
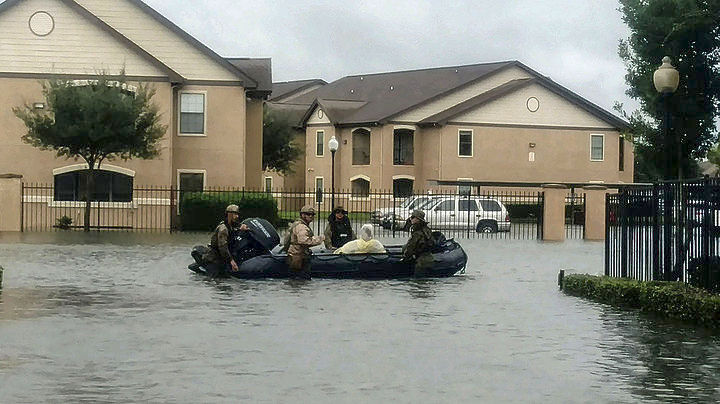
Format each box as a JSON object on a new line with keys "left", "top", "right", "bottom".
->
{"left": 455, "top": 69, "right": 459, "bottom": 73}
{"left": 360, "top": 76, "right": 364, "bottom": 81}
{"left": 350, "top": 89, "right": 355, "bottom": 94}
{"left": 390, "top": 85, "right": 394, "bottom": 91}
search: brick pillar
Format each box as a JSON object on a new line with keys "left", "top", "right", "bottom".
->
{"left": 0, "top": 174, "right": 23, "bottom": 232}
{"left": 542, "top": 184, "right": 567, "bottom": 241}
{"left": 583, "top": 185, "right": 608, "bottom": 241}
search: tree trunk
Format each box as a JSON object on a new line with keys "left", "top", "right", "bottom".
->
{"left": 84, "top": 166, "right": 95, "bottom": 232}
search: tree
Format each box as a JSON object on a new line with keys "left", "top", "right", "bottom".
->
{"left": 616, "top": 0, "right": 720, "bottom": 181}
{"left": 14, "top": 75, "right": 166, "bottom": 231}
{"left": 262, "top": 104, "right": 303, "bottom": 176}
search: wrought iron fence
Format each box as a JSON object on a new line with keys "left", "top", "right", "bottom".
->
{"left": 22, "top": 183, "right": 545, "bottom": 240}
{"left": 565, "top": 193, "right": 586, "bottom": 240}
{"left": 605, "top": 178, "right": 720, "bottom": 292}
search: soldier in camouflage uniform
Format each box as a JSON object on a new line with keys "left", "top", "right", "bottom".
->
{"left": 202, "top": 204, "right": 248, "bottom": 277}
{"left": 402, "top": 210, "right": 434, "bottom": 277}
{"left": 285, "top": 205, "right": 324, "bottom": 280}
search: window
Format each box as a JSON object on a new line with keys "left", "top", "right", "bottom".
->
{"left": 265, "top": 177, "right": 273, "bottom": 193}
{"left": 393, "top": 178, "right": 414, "bottom": 198}
{"left": 180, "top": 93, "right": 205, "bottom": 134}
{"left": 352, "top": 129, "right": 371, "bottom": 165}
{"left": 393, "top": 129, "right": 414, "bottom": 165}
{"left": 316, "top": 131, "right": 325, "bottom": 156}
{"left": 435, "top": 200, "right": 455, "bottom": 211}
{"left": 179, "top": 172, "right": 204, "bottom": 193}
{"left": 458, "top": 129, "right": 473, "bottom": 157}
{"left": 351, "top": 178, "right": 370, "bottom": 197}
{"left": 459, "top": 200, "right": 479, "bottom": 212}
{"left": 590, "top": 134, "right": 604, "bottom": 161}
{"left": 619, "top": 136, "right": 625, "bottom": 171}
{"left": 54, "top": 170, "right": 133, "bottom": 202}
{"left": 315, "top": 177, "right": 324, "bottom": 203}
{"left": 479, "top": 200, "right": 501, "bottom": 211}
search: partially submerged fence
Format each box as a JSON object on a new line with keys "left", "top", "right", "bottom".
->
{"left": 22, "top": 183, "right": 549, "bottom": 240}
{"left": 605, "top": 178, "right": 720, "bottom": 291}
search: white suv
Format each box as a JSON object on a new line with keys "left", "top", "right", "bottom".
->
{"left": 421, "top": 196, "right": 511, "bottom": 233}
{"left": 371, "top": 195, "right": 440, "bottom": 225}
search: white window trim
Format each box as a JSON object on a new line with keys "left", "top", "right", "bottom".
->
{"left": 178, "top": 91, "right": 208, "bottom": 137}
{"left": 177, "top": 169, "right": 207, "bottom": 214}
{"left": 315, "top": 130, "right": 325, "bottom": 157}
{"left": 53, "top": 163, "right": 135, "bottom": 177}
{"left": 315, "top": 176, "right": 325, "bottom": 204}
{"left": 349, "top": 176, "right": 371, "bottom": 201}
{"left": 392, "top": 175, "right": 415, "bottom": 181}
{"left": 590, "top": 133, "right": 605, "bottom": 162}
{"left": 458, "top": 129, "right": 474, "bottom": 158}
{"left": 264, "top": 176, "right": 273, "bottom": 192}
{"left": 351, "top": 128, "right": 372, "bottom": 166}
{"left": 392, "top": 128, "right": 415, "bottom": 167}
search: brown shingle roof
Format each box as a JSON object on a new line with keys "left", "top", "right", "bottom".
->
{"left": 227, "top": 58, "right": 272, "bottom": 96}
{"left": 270, "top": 79, "right": 327, "bottom": 101}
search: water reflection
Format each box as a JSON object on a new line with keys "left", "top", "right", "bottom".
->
{"left": 598, "top": 308, "right": 720, "bottom": 402}
{"left": 0, "top": 286, "right": 122, "bottom": 321}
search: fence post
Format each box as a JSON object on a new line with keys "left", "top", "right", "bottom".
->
{"left": 663, "top": 182, "right": 673, "bottom": 281}
{"left": 702, "top": 176, "right": 711, "bottom": 288}
{"left": 604, "top": 193, "right": 610, "bottom": 276}
{"left": 620, "top": 189, "right": 629, "bottom": 278}
{"left": 583, "top": 185, "right": 607, "bottom": 241}
{"left": 541, "top": 184, "right": 566, "bottom": 241}
{"left": 0, "top": 174, "right": 23, "bottom": 232}
{"left": 652, "top": 183, "right": 660, "bottom": 281}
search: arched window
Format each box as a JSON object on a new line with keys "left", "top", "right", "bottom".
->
{"left": 393, "top": 128, "right": 414, "bottom": 165}
{"left": 351, "top": 178, "right": 370, "bottom": 197}
{"left": 393, "top": 178, "right": 414, "bottom": 198}
{"left": 54, "top": 169, "right": 133, "bottom": 202}
{"left": 352, "top": 128, "right": 371, "bottom": 165}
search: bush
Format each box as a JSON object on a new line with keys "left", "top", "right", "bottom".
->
{"left": 562, "top": 274, "right": 720, "bottom": 328}
{"left": 506, "top": 204, "right": 542, "bottom": 221}
{"left": 55, "top": 215, "right": 72, "bottom": 230}
{"left": 179, "top": 191, "right": 280, "bottom": 231}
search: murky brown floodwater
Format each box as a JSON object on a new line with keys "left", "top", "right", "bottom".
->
{"left": 1, "top": 232, "right": 719, "bottom": 403}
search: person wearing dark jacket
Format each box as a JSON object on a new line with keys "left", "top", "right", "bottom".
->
{"left": 202, "top": 204, "right": 248, "bottom": 277}
{"left": 403, "top": 210, "right": 434, "bottom": 277}
{"left": 324, "top": 206, "right": 355, "bottom": 250}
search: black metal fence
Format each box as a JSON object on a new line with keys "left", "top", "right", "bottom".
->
{"left": 565, "top": 193, "right": 586, "bottom": 240}
{"left": 22, "top": 183, "right": 545, "bottom": 240}
{"left": 605, "top": 178, "right": 720, "bottom": 291}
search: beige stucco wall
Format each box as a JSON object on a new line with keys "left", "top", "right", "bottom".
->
{"left": 0, "top": 176, "right": 23, "bottom": 232}
{"left": 171, "top": 84, "right": 248, "bottom": 188}
{"left": 0, "top": 0, "right": 166, "bottom": 77}
{"left": 0, "top": 78, "right": 175, "bottom": 185}
{"left": 245, "top": 99, "right": 263, "bottom": 189}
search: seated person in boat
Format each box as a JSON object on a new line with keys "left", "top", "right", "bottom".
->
{"left": 334, "top": 224, "right": 386, "bottom": 254}
{"left": 402, "top": 210, "right": 434, "bottom": 277}
{"left": 324, "top": 206, "right": 355, "bottom": 250}
{"left": 201, "top": 204, "right": 248, "bottom": 277}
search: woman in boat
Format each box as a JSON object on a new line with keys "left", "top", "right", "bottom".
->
{"left": 324, "top": 206, "right": 355, "bottom": 250}
{"left": 334, "top": 224, "right": 386, "bottom": 254}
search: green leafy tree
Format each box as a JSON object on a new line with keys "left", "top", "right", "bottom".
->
{"left": 707, "top": 143, "right": 720, "bottom": 174}
{"left": 616, "top": 0, "right": 720, "bottom": 181}
{"left": 14, "top": 75, "right": 166, "bottom": 231}
{"left": 262, "top": 104, "right": 303, "bottom": 175}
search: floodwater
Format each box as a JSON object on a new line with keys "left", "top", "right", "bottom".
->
{"left": 0, "top": 232, "right": 719, "bottom": 403}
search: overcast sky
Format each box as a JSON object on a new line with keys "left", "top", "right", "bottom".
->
{"left": 142, "top": 0, "right": 640, "bottom": 115}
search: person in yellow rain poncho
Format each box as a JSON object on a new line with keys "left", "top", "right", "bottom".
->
{"left": 334, "top": 224, "right": 386, "bottom": 254}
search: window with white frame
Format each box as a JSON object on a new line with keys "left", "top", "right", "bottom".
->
{"left": 351, "top": 178, "right": 370, "bottom": 197}
{"left": 352, "top": 129, "right": 371, "bottom": 165}
{"left": 180, "top": 93, "right": 206, "bottom": 134}
{"left": 393, "top": 178, "right": 414, "bottom": 198}
{"left": 316, "top": 131, "right": 325, "bottom": 156}
{"left": 178, "top": 171, "right": 205, "bottom": 213}
{"left": 265, "top": 177, "right": 273, "bottom": 193}
{"left": 458, "top": 129, "right": 473, "bottom": 157}
{"left": 590, "top": 134, "right": 604, "bottom": 161}
{"left": 315, "top": 177, "right": 324, "bottom": 203}
{"left": 393, "top": 129, "right": 414, "bottom": 165}
{"left": 54, "top": 170, "right": 133, "bottom": 202}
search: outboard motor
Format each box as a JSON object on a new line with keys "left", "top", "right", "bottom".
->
{"left": 229, "top": 218, "right": 281, "bottom": 263}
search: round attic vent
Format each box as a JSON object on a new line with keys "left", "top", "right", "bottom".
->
{"left": 526, "top": 97, "right": 540, "bottom": 113}
{"left": 29, "top": 11, "right": 54, "bottom": 37}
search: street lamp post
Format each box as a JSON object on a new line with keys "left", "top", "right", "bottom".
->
{"left": 653, "top": 56, "right": 680, "bottom": 281}
{"left": 328, "top": 135, "right": 339, "bottom": 209}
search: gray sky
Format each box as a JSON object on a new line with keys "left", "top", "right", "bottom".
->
{"left": 143, "top": 0, "right": 639, "bottom": 115}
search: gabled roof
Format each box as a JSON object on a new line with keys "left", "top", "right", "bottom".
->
{"left": 292, "top": 61, "right": 514, "bottom": 125}
{"left": 300, "top": 99, "right": 368, "bottom": 125}
{"left": 227, "top": 58, "right": 272, "bottom": 97}
{"left": 287, "top": 60, "right": 628, "bottom": 129}
{"left": 0, "top": 0, "right": 264, "bottom": 88}
{"left": 270, "top": 79, "right": 327, "bottom": 101}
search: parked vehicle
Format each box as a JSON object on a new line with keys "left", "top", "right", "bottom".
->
{"left": 371, "top": 195, "right": 439, "bottom": 225}
{"left": 421, "top": 196, "right": 511, "bottom": 233}
{"left": 380, "top": 196, "right": 443, "bottom": 230}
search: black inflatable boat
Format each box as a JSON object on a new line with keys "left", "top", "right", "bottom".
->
{"left": 188, "top": 218, "right": 468, "bottom": 279}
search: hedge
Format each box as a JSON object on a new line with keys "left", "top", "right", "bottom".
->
{"left": 179, "top": 191, "right": 280, "bottom": 231}
{"left": 562, "top": 274, "right": 720, "bottom": 329}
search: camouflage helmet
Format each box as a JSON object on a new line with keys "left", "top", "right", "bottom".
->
{"left": 300, "top": 205, "right": 316, "bottom": 215}
{"left": 410, "top": 209, "right": 426, "bottom": 222}
{"left": 225, "top": 204, "right": 240, "bottom": 214}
